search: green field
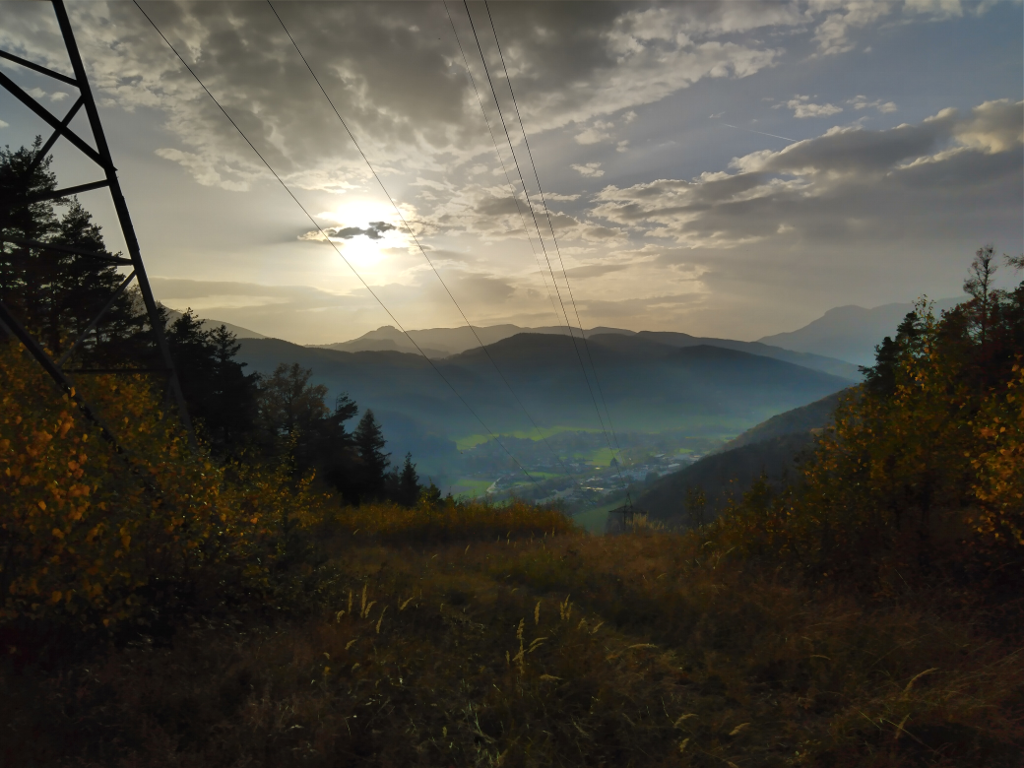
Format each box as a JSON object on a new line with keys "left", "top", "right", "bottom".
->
{"left": 572, "top": 446, "right": 619, "bottom": 467}
{"left": 447, "top": 477, "right": 492, "bottom": 499}
{"left": 455, "top": 426, "right": 604, "bottom": 451}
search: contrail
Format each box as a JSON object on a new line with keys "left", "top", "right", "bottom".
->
{"left": 721, "top": 123, "right": 797, "bottom": 143}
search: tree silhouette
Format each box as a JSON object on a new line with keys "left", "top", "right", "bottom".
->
{"left": 166, "top": 309, "right": 259, "bottom": 455}
{"left": 394, "top": 452, "right": 421, "bottom": 507}
{"left": 354, "top": 409, "right": 390, "bottom": 502}
{"left": 1, "top": 140, "right": 151, "bottom": 363}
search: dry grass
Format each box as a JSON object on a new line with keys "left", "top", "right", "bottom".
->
{"left": 318, "top": 496, "right": 575, "bottom": 544}
{"left": 2, "top": 518, "right": 1021, "bottom": 767}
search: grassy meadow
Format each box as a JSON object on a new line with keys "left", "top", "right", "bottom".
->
{"left": 4, "top": 502, "right": 1020, "bottom": 767}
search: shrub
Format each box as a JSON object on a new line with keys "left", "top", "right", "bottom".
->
{"left": 0, "top": 342, "right": 323, "bottom": 634}
{"left": 706, "top": 296, "right": 1023, "bottom": 601}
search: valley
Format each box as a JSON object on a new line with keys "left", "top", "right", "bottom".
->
{"left": 234, "top": 330, "right": 856, "bottom": 516}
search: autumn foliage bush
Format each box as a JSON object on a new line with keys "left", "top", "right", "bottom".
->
{"left": 706, "top": 264, "right": 1024, "bottom": 607}
{"left": 0, "top": 341, "right": 325, "bottom": 634}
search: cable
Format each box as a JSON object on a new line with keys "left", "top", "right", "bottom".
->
{"left": 442, "top": 0, "right": 561, "bottom": 323}
{"left": 464, "top": 0, "right": 628, "bottom": 496}
{"left": 266, "top": 0, "right": 585, "bottom": 499}
{"left": 482, "top": 0, "right": 632, "bottom": 504}
{"left": 442, "top": 0, "right": 586, "bottom": 496}
{"left": 133, "top": 0, "right": 540, "bottom": 491}
{"left": 461, "top": 1, "right": 608, "bottom": 439}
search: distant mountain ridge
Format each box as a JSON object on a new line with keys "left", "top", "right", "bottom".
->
{"left": 759, "top": 297, "right": 965, "bottom": 367}
{"left": 235, "top": 332, "right": 855, "bottom": 479}
{"left": 162, "top": 307, "right": 266, "bottom": 340}
{"left": 316, "top": 324, "right": 860, "bottom": 379}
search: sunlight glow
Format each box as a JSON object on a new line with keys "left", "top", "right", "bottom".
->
{"left": 316, "top": 200, "right": 408, "bottom": 269}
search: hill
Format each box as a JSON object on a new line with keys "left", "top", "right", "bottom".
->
{"left": 314, "top": 323, "right": 633, "bottom": 357}
{"left": 759, "top": 297, "right": 964, "bottom": 366}
{"left": 637, "top": 391, "right": 847, "bottom": 522}
{"left": 317, "top": 323, "right": 859, "bottom": 378}
{"left": 236, "top": 333, "right": 855, "bottom": 479}
{"left": 162, "top": 306, "right": 266, "bottom": 339}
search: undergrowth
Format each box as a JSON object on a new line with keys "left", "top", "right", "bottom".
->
{"left": 2, "top": 524, "right": 1021, "bottom": 767}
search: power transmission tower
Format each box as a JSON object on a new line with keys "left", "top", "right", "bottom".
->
{"left": 0, "top": 0, "right": 194, "bottom": 449}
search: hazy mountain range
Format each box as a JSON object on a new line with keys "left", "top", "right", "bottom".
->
{"left": 234, "top": 333, "right": 854, "bottom": 478}
{"left": 758, "top": 297, "right": 964, "bottom": 367}
{"left": 188, "top": 296, "right": 964, "bottom": 372}
{"left": 163, "top": 307, "right": 266, "bottom": 341}
{"left": 187, "top": 296, "right": 966, "bottom": 485}
{"left": 314, "top": 324, "right": 860, "bottom": 379}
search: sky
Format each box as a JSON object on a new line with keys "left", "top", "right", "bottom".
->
{"left": 1, "top": 0, "right": 1022, "bottom": 345}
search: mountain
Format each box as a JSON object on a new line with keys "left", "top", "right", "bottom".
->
{"left": 236, "top": 332, "right": 855, "bottom": 479}
{"left": 758, "top": 297, "right": 965, "bottom": 367}
{"left": 162, "top": 307, "right": 266, "bottom": 339}
{"left": 314, "top": 324, "right": 633, "bottom": 357}
{"left": 316, "top": 324, "right": 859, "bottom": 378}
{"left": 724, "top": 390, "right": 845, "bottom": 450}
{"left": 630, "top": 331, "right": 859, "bottom": 380}
{"left": 636, "top": 391, "right": 847, "bottom": 522}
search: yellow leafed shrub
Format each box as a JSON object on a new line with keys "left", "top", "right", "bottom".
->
{"left": 0, "top": 342, "right": 322, "bottom": 629}
{"left": 971, "top": 363, "right": 1024, "bottom": 550}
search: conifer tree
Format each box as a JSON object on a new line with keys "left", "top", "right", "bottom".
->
{"left": 396, "top": 452, "right": 421, "bottom": 507}
{"left": 354, "top": 409, "right": 390, "bottom": 502}
{"left": 1, "top": 140, "right": 151, "bottom": 363}
{"left": 166, "top": 309, "right": 260, "bottom": 455}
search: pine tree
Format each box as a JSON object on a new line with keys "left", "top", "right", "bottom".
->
{"left": 396, "top": 453, "right": 421, "bottom": 507}
{"left": 353, "top": 409, "right": 390, "bottom": 502}
{"left": 1, "top": 140, "right": 151, "bottom": 362}
{"left": 165, "top": 311, "right": 260, "bottom": 455}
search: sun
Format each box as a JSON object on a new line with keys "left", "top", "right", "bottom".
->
{"left": 317, "top": 199, "right": 407, "bottom": 269}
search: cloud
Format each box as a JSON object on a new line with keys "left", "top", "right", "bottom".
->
{"left": 0, "top": 1, "right": 792, "bottom": 195}
{"left": 811, "top": 1, "right": 896, "bottom": 56}
{"left": 561, "top": 263, "right": 630, "bottom": 279}
{"left": 849, "top": 95, "right": 898, "bottom": 113}
{"left": 25, "top": 86, "right": 68, "bottom": 102}
{"left": 952, "top": 98, "right": 1024, "bottom": 154}
{"left": 475, "top": 195, "right": 523, "bottom": 218}
{"left": 574, "top": 120, "right": 614, "bottom": 145}
{"left": 571, "top": 162, "right": 605, "bottom": 178}
{"left": 324, "top": 222, "right": 396, "bottom": 241}
{"left": 589, "top": 98, "right": 1023, "bottom": 251}
{"left": 0, "top": 119, "right": 8, "bottom": 129}
{"left": 785, "top": 95, "right": 844, "bottom": 118}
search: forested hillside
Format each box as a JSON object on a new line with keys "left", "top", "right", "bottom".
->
{"left": 235, "top": 332, "right": 854, "bottom": 478}
{"left": 321, "top": 323, "right": 861, "bottom": 379}
{"left": 638, "top": 391, "right": 846, "bottom": 521}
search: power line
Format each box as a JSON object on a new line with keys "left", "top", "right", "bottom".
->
{"left": 132, "top": 0, "right": 541, "bottom": 491}
{"left": 460, "top": 1, "right": 610, "bottom": 448}
{"left": 442, "top": 1, "right": 561, "bottom": 323}
{"left": 465, "top": 0, "right": 629, "bottom": 499}
{"left": 442, "top": 0, "right": 587, "bottom": 495}
{"left": 266, "top": 0, "right": 585, "bottom": 497}
{"left": 481, "top": 0, "right": 632, "bottom": 503}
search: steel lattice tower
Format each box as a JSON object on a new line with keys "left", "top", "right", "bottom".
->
{"left": 0, "top": 0, "right": 194, "bottom": 448}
